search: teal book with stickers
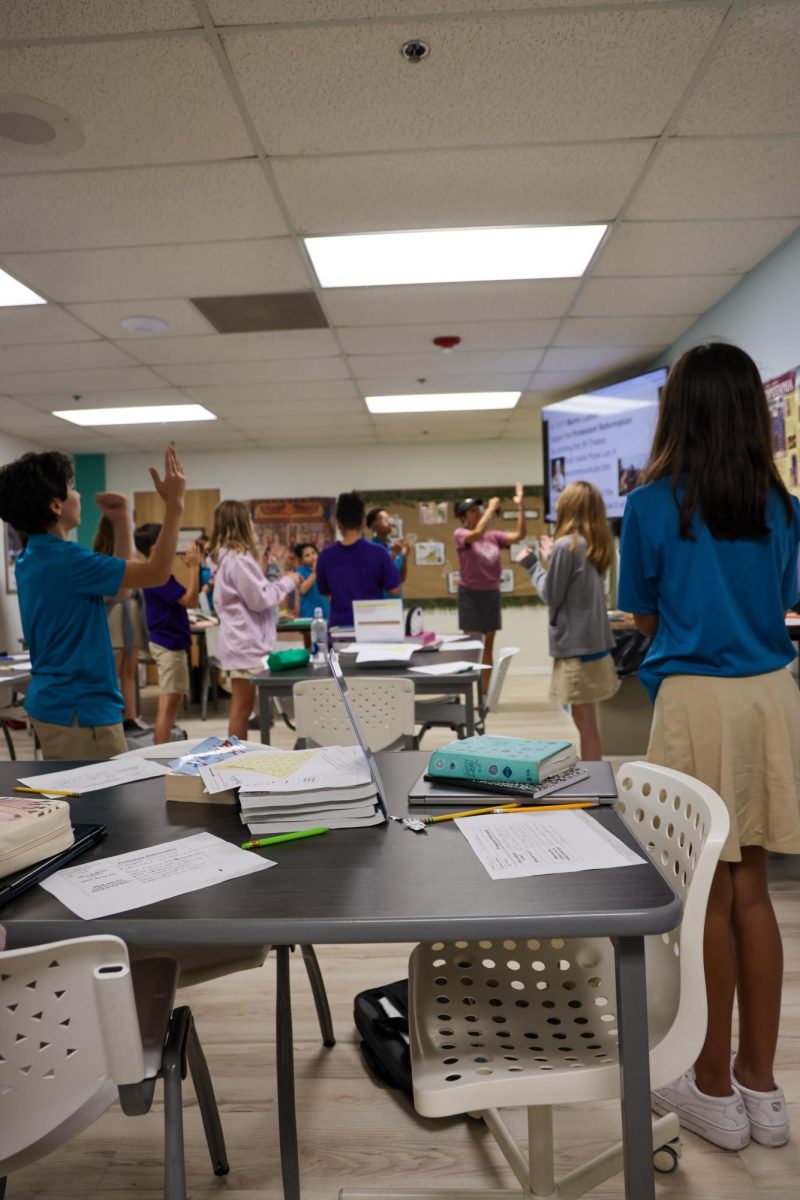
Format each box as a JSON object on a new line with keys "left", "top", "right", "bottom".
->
{"left": 427, "top": 736, "right": 577, "bottom": 785}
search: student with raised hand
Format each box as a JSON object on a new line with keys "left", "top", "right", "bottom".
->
{"left": 518, "top": 480, "right": 618, "bottom": 759}
{"left": 208, "top": 500, "right": 302, "bottom": 739}
{"left": 93, "top": 515, "right": 149, "bottom": 734}
{"left": 294, "top": 542, "right": 329, "bottom": 621}
{"left": 366, "top": 506, "right": 410, "bottom": 588}
{"left": 618, "top": 342, "right": 800, "bottom": 1152}
{"left": 0, "top": 446, "right": 186, "bottom": 760}
{"left": 454, "top": 483, "right": 526, "bottom": 666}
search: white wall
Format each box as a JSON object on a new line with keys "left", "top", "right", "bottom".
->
{"left": 659, "top": 227, "right": 800, "bottom": 379}
{"left": 0, "top": 431, "right": 46, "bottom": 652}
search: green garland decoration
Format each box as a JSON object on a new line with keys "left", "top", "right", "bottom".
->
{"left": 404, "top": 594, "right": 543, "bottom": 610}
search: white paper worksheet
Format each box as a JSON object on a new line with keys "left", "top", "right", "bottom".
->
{"left": 355, "top": 644, "right": 416, "bottom": 664}
{"left": 410, "top": 660, "right": 492, "bottom": 676}
{"left": 40, "top": 832, "right": 274, "bottom": 919}
{"left": 18, "top": 757, "right": 168, "bottom": 795}
{"left": 455, "top": 811, "right": 645, "bottom": 880}
{"left": 210, "top": 745, "right": 372, "bottom": 794}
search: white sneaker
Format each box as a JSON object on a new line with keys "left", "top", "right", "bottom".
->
{"left": 652, "top": 1069, "right": 750, "bottom": 1151}
{"left": 731, "top": 1059, "right": 789, "bottom": 1147}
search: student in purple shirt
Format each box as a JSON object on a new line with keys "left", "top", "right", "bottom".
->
{"left": 316, "top": 491, "right": 401, "bottom": 627}
{"left": 135, "top": 524, "right": 199, "bottom": 744}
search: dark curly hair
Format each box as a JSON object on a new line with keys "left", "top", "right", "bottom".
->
{"left": 0, "top": 451, "right": 73, "bottom": 535}
{"left": 335, "top": 490, "right": 365, "bottom": 531}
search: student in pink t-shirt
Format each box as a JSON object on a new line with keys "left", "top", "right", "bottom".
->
{"left": 454, "top": 484, "right": 526, "bottom": 666}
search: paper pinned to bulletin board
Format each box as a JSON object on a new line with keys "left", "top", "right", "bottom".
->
{"left": 766, "top": 369, "right": 800, "bottom": 491}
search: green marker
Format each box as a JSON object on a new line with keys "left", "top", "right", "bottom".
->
{"left": 241, "top": 826, "right": 329, "bottom": 850}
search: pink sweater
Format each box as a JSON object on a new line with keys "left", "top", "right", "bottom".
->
{"left": 212, "top": 549, "right": 295, "bottom": 670}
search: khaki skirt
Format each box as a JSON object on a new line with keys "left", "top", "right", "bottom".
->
{"left": 647, "top": 669, "right": 800, "bottom": 863}
{"left": 549, "top": 653, "right": 620, "bottom": 706}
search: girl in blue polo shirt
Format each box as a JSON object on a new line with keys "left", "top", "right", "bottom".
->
{"left": 619, "top": 342, "right": 800, "bottom": 1153}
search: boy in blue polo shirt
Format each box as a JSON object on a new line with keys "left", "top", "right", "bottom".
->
{"left": 0, "top": 447, "right": 187, "bottom": 760}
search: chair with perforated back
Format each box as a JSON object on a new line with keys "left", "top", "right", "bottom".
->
{"left": 293, "top": 676, "right": 416, "bottom": 750}
{"left": 0, "top": 935, "right": 227, "bottom": 1200}
{"left": 415, "top": 646, "right": 519, "bottom": 743}
{"left": 357, "top": 762, "right": 729, "bottom": 1200}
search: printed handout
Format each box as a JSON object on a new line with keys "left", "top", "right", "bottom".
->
{"left": 410, "top": 660, "right": 492, "bottom": 676}
{"left": 18, "top": 757, "right": 168, "bottom": 796}
{"left": 455, "top": 811, "right": 645, "bottom": 880}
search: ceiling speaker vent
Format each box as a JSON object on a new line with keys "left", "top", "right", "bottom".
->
{"left": 0, "top": 95, "right": 84, "bottom": 155}
{"left": 191, "top": 292, "right": 329, "bottom": 334}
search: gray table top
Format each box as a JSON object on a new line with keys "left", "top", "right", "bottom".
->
{"left": 0, "top": 754, "right": 681, "bottom": 949}
{"left": 253, "top": 645, "right": 483, "bottom": 686}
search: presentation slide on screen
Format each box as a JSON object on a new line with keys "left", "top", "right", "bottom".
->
{"left": 543, "top": 369, "right": 666, "bottom": 520}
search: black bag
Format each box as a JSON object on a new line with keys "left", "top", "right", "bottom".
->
{"left": 353, "top": 978, "right": 412, "bottom": 1099}
{"left": 610, "top": 628, "right": 651, "bottom": 678}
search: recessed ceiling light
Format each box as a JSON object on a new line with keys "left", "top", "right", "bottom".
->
{"left": 366, "top": 392, "right": 520, "bottom": 414}
{"left": 52, "top": 404, "right": 216, "bottom": 427}
{"left": 0, "top": 267, "right": 46, "bottom": 307}
{"left": 120, "top": 315, "right": 168, "bottom": 335}
{"left": 305, "top": 225, "right": 606, "bottom": 288}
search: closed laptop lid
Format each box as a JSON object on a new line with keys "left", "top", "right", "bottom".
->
{"left": 327, "top": 654, "right": 389, "bottom": 819}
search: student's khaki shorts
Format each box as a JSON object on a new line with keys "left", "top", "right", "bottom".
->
{"left": 229, "top": 666, "right": 263, "bottom": 681}
{"left": 149, "top": 642, "right": 190, "bottom": 696}
{"left": 30, "top": 715, "right": 127, "bottom": 761}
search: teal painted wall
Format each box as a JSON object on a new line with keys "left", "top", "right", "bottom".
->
{"left": 73, "top": 454, "right": 106, "bottom": 549}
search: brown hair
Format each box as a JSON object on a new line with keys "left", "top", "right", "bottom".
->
{"left": 92, "top": 515, "right": 115, "bottom": 556}
{"left": 645, "top": 342, "right": 792, "bottom": 540}
{"left": 208, "top": 500, "right": 258, "bottom": 562}
{"left": 553, "top": 481, "right": 614, "bottom": 574}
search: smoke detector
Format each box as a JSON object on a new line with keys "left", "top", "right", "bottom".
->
{"left": 0, "top": 95, "right": 84, "bottom": 155}
{"left": 433, "top": 335, "right": 461, "bottom": 352}
{"left": 120, "top": 315, "right": 168, "bottom": 335}
{"left": 400, "top": 39, "right": 430, "bottom": 64}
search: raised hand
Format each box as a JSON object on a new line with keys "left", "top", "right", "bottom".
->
{"left": 487, "top": 496, "right": 501, "bottom": 513}
{"left": 183, "top": 543, "right": 201, "bottom": 568}
{"left": 148, "top": 445, "right": 186, "bottom": 510}
{"left": 512, "top": 482, "right": 524, "bottom": 508}
{"left": 94, "top": 492, "right": 129, "bottom": 521}
{"left": 539, "top": 534, "right": 554, "bottom": 561}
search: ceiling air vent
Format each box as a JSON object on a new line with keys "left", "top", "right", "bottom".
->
{"left": 0, "top": 95, "right": 84, "bottom": 154}
{"left": 191, "top": 292, "right": 329, "bottom": 334}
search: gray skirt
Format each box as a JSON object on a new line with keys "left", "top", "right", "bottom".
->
{"left": 458, "top": 585, "right": 502, "bottom": 632}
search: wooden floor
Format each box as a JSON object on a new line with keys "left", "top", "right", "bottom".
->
{"left": 3, "top": 678, "right": 799, "bottom": 1198}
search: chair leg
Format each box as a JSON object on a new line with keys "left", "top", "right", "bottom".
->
{"left": 0, "top": 1176, "right": 7, "bottom": 1198}
{"left": 299, "top": 944, "right": 336, "bottom": 1047}
{"left": 161, "top": 1009, "right": 189, "bottom": 1200}
{"left": 0, "top": 721, "right": 16, "bottom": 761}
{"left": 186, "top": 1018, "right": 230, "bottom": 1177}
{"left": 276, "top": 945, "right": 301, "bottom": 1200}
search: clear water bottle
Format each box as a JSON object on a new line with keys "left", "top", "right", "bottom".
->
{"left": 310, "top": 607, "right": 328, "bottom": 667}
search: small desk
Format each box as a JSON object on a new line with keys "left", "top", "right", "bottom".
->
{"left": 1, "top": 753, "right": 679, "bottom": 1200}
{"left": 254, "top": 646, "right": 485, "bottom": 744}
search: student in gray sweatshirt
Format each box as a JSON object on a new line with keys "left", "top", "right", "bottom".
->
{"left": 517, "top": 480, "right": 618, "bottom": 759}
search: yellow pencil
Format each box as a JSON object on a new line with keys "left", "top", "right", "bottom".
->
{"left": 424, "top": 800, "right": 597, "bottom": 825}
{"left": 501, "top": 801, "right": 596, "bottom": 814}
{"left": 14, "top": 785, "right": 81, "bottom": 797}
{"left": 423, "top": 803, "right": 518, "bottom": 824}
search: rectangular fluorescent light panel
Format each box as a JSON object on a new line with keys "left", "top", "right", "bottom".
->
{"left": 366, "top": 392, "right": 520, "bottom": 414}
{"left": 0, "top": 267, "right": 46, "bottom": 306}
{"left": 305, "top": 225, "right": 606, "bottom": 288}
{"left": 53, "top": 404, "right": 217, "bottom": 427}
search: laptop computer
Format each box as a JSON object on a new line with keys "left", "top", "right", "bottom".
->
{"left": 328, "top": 653, "right": 390, "bottom": 820}
{"left": 408, "top": 759, "right": 618, "bottom": 808}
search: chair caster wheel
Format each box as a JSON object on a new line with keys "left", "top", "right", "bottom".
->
{"left": 653, "top": 1138, "right": 681, "bottom": 1173}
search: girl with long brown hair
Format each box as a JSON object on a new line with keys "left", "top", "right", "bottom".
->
{"left": 209, "top": 500, "right": 302, "bottom": 739}
{"left": 619, "top": 341, "right": 800, "bottom": 1151}
{"left": 518, "top": 479, "right": 618, "bottom": 758}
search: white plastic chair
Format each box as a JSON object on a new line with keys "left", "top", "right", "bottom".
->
{"left": 0, "top": 935, "right": 227, "bottom": 1200}
{"left": 367, "top": 762, "right": 729, "bottom": 1200}
{"left": 415, "top": 646, "right": 519, "bottom": 743}
{"left": 293, "top": 676, "right": 416, "bottom": 750}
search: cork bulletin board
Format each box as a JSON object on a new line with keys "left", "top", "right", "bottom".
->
{"left": 361, "top": 486, "right": 546, "bottom": 606}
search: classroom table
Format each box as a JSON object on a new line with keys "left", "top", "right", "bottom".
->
{"left": 0, "top": 753, "right": 679, "bottom": 1200}
{"left": 254, "top": 645, "right": 485, "bottom": 744}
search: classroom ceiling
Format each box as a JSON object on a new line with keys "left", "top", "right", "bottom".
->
{"left": 0, "top": 0, "right": 799, "bottom": 452}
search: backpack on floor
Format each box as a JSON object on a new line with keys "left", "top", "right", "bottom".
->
{"left": 353, "top": 978, "right": 412, "bottom": 1099}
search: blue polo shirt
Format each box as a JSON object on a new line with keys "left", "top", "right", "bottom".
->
{"left": 371, "top": 534, "right": 404, "bottom": 598}
{"left": 618, "top": 479, "right": 800, "bottom": 701}
{"left": 16, "top": 534, "right": 126, "bottom": 727}
{"left": 296, "top": 564, "right": 329, "bottom": 621}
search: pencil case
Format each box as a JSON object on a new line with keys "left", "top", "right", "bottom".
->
{"left": 266, "top": 648, "right": 310, "bottom": 672}
{"left": 0, "top": 796, "right": 74, "bottom": 879}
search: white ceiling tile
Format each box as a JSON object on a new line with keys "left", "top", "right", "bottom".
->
{"left": 183, "top": 380, "right": 359, "bottom": 404}
{"left": 537, "top": 348, "right": 662, "bottom": 376}
{"left": 16, "top": 389, "right": 191, "bottom": 413}
{"left": 337, "top": 321, "right": 558, "bottom": 355}
{"left": 224, "top": 8, "right": 723, "bottom": 154}
{"left": 221, "top": 399, "right": 365, "bottom": 419}
{"left": 594, "top": 219, "right": 800, "bottom": 276}
{"left": 350, "top": 350, "right": 543, "bottom": 379}
{"left": 156, "top": 358, "right": 351, "bottom": 385}
{"left": 1, "top": 1, "right": 200, "bottom": 38}
{"left": 324, "top": 280, "right": 579, "bottom": 326}
{"left": 65, "top": 300, "right": 215, "bottom": 340}
{"left": 556, "top": 320, "right": 677, "bottom": 353}
{"left": 1, "top": 366, "right": 169, "bottom": 396}
{"left": 573, "top": 277, "right": 739, "bottom": 318}
{"left": 0, "top": 341, "right": 136, "bottom": 372}
{"left": 356, "top": 373, "right": 533, "bottom": 394}
{"left": 0, "top": 163, "right": 287, "bottom": 253}
{"left": 677, "top": 4, "right": 800, "bottom": 137}
{"left": 0, "top": 304, "right": 102, "bottom": 346}
{"left": 629, "top": 137, "right": 800, "bottom": 219}
{"left": 0, "top": 37, "right": 252, "bottom": 173}
{"left": 209, "top": 0, "right": 666, "bottom": 22}
{"left": 121, "top": 329, "right": 339, "bottom": 365}
{"left": 0, "top": 239, "right": 310, "bottom": 302}
{"left": 274, "top": 141, "right": 654, "bottom": 234}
